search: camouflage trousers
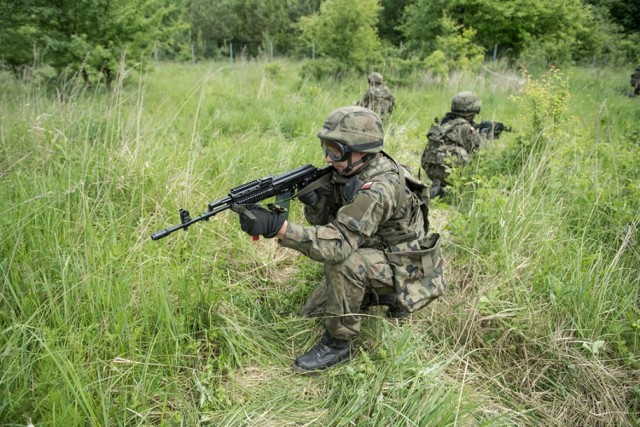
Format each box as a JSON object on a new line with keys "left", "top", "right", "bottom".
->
{"left": 424, "top": 163, "right": 451, "bottom": 187}
{"left": 301, "top": 247, "right": 396, "bottom": 340}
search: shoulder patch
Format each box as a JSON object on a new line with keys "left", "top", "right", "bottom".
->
{"left": 360, "top": 181, "right": 374, "bottom": 190}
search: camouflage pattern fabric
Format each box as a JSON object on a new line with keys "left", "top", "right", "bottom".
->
{"left": 386, "top": 233, "right": 445, "bottom": 312}
{"left": 279, "top": 153, "right": 442, "bottom": 340}
{"left": 631, "top": 66, "right": 640, "bottom": 96}
{"left": 421, "top": 116, "right": 480, "bottom": 187}
{"left": 318, "top": 106, "right": 384, "bottom": 152}
{"left": 358, "top": 86, "right": 395, "bottom": 119}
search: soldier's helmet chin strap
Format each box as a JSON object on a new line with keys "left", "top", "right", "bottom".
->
{"left": 342, "top": 153, "right": 370, "bottom": 175}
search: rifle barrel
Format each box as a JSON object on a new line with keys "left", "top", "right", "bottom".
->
{"left": 150, "top": 164, "right": 334, "bottom": 241}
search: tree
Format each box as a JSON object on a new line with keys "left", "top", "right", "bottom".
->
{"left": 378, "top": 0, "right": 413, "bottom": 46}
{"left": 424, "top": 14, "right": 484, "bottom": 77}
{"left": 400, "top": 0, "right": 598, "bottom": 64}
{"left": 188, "top": 0, "right": 320, "bottom": 59}
{"left": 299, "top": 0, "right": 382, "bottom": 75}
{"left": 0, "top": 0, "right": 184, "bottom": 88}
{"left": 583, "top": 0, "right": 640, "bottom": 34}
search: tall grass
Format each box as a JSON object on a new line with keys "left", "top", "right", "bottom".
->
{"left": 1, "top": 60, "right": 638, "bottom": 426}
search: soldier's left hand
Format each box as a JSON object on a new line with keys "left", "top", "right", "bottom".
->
{"left": 233, "top": 205, "right": 285, "bottom": 238}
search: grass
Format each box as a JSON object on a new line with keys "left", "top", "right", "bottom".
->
{"left": 1, "top": 59, "right": 638, "bottom": 426}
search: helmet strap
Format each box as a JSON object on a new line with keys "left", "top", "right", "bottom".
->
{"left": 343, "top": 153, "right": 372, "bottom": 175}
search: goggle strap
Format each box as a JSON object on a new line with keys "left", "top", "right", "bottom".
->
{"left": 345, "top": 140, "right": 383, "bottom": 152}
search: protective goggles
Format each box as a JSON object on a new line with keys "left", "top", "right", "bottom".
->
{"left": 321, "top": 139, "right": 350, "bottom": 162}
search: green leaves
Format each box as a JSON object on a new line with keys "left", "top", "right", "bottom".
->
{"left": 298, "top": 0, "right": 382, "bottom": 75}
{"left": 1, "top": 0, "right": 184, "bottom": 87}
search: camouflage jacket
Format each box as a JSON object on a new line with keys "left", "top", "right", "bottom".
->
{"left": 631, "top": 68, "right": 640, "bottom": 87}
{"left": 278, "top": 153, "right": 427, "bottom": 263}
{"left": 358, "top": 86, "right": 395, "bottom": 119}
{"left": 421, "top": 115, "right": 480, "bottom": 168}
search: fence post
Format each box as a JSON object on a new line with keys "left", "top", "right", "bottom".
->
{"left": 312, "top": 43, "right": 315, "bottom": 61}
{"left": 229, "top": 43, "right": 233, "bottom": 64}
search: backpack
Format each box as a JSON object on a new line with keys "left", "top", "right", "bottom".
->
{"left": 421, "top": 117, "right": 472, "bottom": 171}
{"left": 367, "top": 87, "right": 394, "bottom": 118}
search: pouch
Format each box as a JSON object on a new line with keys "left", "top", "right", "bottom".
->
{"left": 386, "top": 233, "right": 445, "bottom": 312}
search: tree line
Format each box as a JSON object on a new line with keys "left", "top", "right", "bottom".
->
{"left": 1, "top": 0, "right": 638, "bottom": 87}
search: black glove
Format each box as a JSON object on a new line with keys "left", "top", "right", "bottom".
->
{"left": 233, "top": 205, "right": 285, "bottom": 238}
{"left": 297, "top": 189, "right": 322, "bottom": 206}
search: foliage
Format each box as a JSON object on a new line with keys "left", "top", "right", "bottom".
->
{"left": 400, "top": 0, "right": 599, "bottom": 65}
{"left": 0, "top": 0, "right": 185, "bottom": 88}
{"left": 1, "top": 60, "right": 639, "bottom": 426}
{"left": 188, "top": 0, "right": 319, "bottom": 60}
{"left": 378, "top": 0, "right": 413, "bottom": 46}
{"left": 583, "top": 0, "right": 640, "bottom": 34}
{"left": 518, "top": 66, "right": 571, "bottom": 137}
{"left": 423, "top": 51, "right": 449, "bottom": 83}
{"left": 298, "top": 0, "right": 382, "bottom": 77}
{"left": 423, "top": 14, "right": 485, "bottom": 79}
{"left": 2, "top": 0, "right": 639, "bottom": 87}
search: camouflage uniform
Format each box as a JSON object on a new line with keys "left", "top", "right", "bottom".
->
{"left": 631, "top": 65, "right": 640, "bottom": 96}
{"left": 357, "top": 72, "right": 395, "bottom": 120}
{"left": 279, "top": 107, "right": 444, "bottom": 341}
{"left": 421, "top": 92, "right": 481, "bottom": 197}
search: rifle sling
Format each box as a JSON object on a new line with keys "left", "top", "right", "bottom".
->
{"left": 295, "top": 171, "right": 333, "bottom": 198}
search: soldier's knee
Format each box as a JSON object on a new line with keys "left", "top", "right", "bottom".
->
{"left": 324, "top": 253, "right": 362, "bottom": 279}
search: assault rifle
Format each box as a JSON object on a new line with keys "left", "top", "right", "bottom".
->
{"left": 474, "top": 121, "right": 512, "bottom": 139}
{"left": 151, "top": 164, "right": 333, "bottom": 241}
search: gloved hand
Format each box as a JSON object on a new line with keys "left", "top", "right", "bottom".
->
{"left": 297, "top": 189, "right": 322, "bottom": 206}
{"left": 233, "top": 205, "right": 285, "bottom": 238}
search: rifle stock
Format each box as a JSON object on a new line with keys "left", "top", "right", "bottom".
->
{"left": 151, "top": 164, "right": 333, "bottom": 241}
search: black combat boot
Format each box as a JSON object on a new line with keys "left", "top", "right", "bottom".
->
{"left": 360, "top": 293, "right": 409, "bottom": 319}
{"left": 386, "top": 303, "right": 410, "bottom": 319}
{"left": 359, "top": 293, "right": 373, "bottom": 312}
{"left": 429, "top": 180, "right": 444, "bottom": 199}
{"left": 377, "top": 294, "right": 409, "bottom": 319}
{"left": 293, "top": 331, "right": 352, "bottom": 372}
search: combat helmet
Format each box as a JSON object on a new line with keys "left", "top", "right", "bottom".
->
{"left": 368, "top": 72, "right": 383, "bottom": 85}
{"left": 451, "top": 91, "right": 481, "bottom": 115}
{"left": 317, "top": 106, "right": 384, "bottom": 156}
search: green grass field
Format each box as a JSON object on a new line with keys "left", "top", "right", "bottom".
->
{"left": 1, "top": 59, "right": 638, "bottom": 426}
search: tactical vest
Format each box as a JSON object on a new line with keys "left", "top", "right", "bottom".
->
{"left": 300, "top": 154, "right": 429, "bottom": 247}
{"left": 342, "top": 154, "right": 429, "bottom": 247}
{"left": 421, "top": 117, "right": 473, "bottom": 170}
{"left": 363, "top": 87, "right": 393, "bottom": 118}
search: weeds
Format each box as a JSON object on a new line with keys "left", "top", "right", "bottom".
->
{"left": 1, "top": 60, "right": 638, "bottom": 426}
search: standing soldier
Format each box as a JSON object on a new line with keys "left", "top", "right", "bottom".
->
{"left": 631, "top": 65, "right": 640, "bottom": 97}
{"left": 233, "top": 106, "right": 445, "bottom": 373}
{"left": 421, "top": 91, "right": 482, "bottom": 198}
{"left": 357, "top": 72, "right": 395, "bottom": 120}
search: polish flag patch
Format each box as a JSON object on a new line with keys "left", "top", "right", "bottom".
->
{"left": 360, "top": 181, "right": 374, "bottom": 190}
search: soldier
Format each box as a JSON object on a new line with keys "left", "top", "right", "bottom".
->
{"left": 233, "top": 106, "right": 444, "bottom": 373}
{"left": 631, "top": 65, "right": 640, "bottom": 97}
{"left": 357, "top": 72, "right": 395, "bottom": 120}
{"left": 421, "top": 91, "right": 482, "bottom": 198}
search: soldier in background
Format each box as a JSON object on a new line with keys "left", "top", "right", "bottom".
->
{"left": 357, "top": 72, "right": 395, "bottom": 120}
{"left": 631, "top": 65, "right": 640, "bottom": 97}
{"left": 421, "top": 91, "right": 482, "bottom": 199}
{"left": 233, "top": 106, "right": 444, "bottom": 373}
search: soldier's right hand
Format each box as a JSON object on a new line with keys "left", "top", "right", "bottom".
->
{"left": 232, "top": 205, "right": 285, "bottom": 239}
